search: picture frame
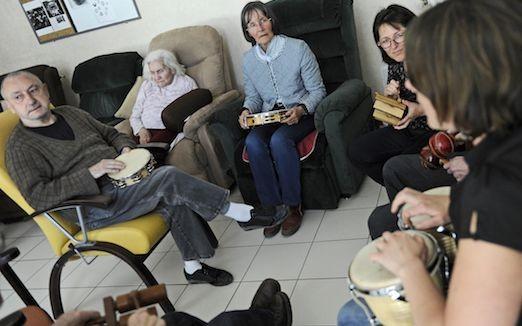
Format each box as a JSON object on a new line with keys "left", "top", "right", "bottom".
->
{"left": 62, "top": 0, "right": 140, "bottom": 33}
{"left": 20, "top": 0, "right": 76, "bottom": 43}
{"left": 20, "top": 0, "right": 141, "bottom": 44}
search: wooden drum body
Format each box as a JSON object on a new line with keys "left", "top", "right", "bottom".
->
{"left": 108, "top": 148, "right": 156, "bottom": 189}
{"left": 348, "top": 231, "right": 444, "bottom": 326}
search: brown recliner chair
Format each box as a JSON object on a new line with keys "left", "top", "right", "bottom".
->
{"left": 115, "top": 26, "right": 239, "bottom": 188}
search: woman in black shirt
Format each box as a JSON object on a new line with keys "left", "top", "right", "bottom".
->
{"left": 374, "top": 0, "right": 521, "bottom": 324}
{"left": 348, "top": 5, "right": 435, "bottom": 185}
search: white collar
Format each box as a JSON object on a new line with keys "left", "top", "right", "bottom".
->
{"left": 255, "top": 35, "right": 286, "bottom": 63}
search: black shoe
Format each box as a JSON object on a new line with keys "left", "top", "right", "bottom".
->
{"left": 270, "top": 292, "right": 292, "bottom": 326}
{"left": 184, "top": 263, "right": 233, "bottom": 286}
{"left": 250, "top": 278, "right": 281, "bottom": 310}
{"left": 238, "top": 205, "right": 289, "bottom": 231}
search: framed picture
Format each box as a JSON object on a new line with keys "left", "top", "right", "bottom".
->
{"left": 20, "top": 0, "right": 76, "bottom": 43}
{"left": 62, "top": 0, "right": 140, "bottom": 33}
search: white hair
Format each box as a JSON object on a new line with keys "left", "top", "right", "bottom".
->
{"left": 0, "top": 71, "right": 43, "bottom": 99}
{"left": 142, "top": 49, "right": 186, "bottom": 80}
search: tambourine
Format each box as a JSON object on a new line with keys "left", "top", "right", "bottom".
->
{"left": 245, "top": 109, "right": 289, "bottom": 127}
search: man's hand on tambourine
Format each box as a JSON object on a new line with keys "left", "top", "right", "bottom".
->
{"left": 88, "top": 159, "right": 125, "bottom": 179}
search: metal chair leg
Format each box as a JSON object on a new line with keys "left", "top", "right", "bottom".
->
{"left": 49, "top": 242, "right": 175, "bottom": 319}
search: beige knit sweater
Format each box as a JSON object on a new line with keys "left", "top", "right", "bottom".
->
{"left": 6, "top": 106, "right": 135, "bottom": 211}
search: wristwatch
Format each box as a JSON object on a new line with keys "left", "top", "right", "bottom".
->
{"left": 299, "top": 104, "right": 309, "bottom": 115}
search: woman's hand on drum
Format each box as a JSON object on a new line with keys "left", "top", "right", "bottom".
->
{"left": 88, "top": 159, "right": 126, "bottom": 179}
{"left": 281, "top": 106, "right": 305, "bottom": 125}
{"left": 394, "top": 99, "right": 424, "bottom": 130}
{"left": 384, "top": 79, "right": 400, "bottom": 99}
{"left": 391, "top": 188, "right": 451, "bottom": 229}
{"left": 371, "top": 231, "right": 428, "bottom": 278}
{"left": 238, "top": 109, "right": 250, "bottom": 129}
{"left": 138, "top": 128, "right": 151, "bottom": 144}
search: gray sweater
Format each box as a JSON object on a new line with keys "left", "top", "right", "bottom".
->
{"left": 6, "top": 106, "right": 135, "bottom": 211}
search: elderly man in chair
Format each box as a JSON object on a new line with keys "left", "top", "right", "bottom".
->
{"left": 1, "top": 71, "right": 288, "bottom": 286}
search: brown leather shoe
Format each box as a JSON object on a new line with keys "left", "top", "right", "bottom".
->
{"left": 281, "top": 205, "right": 303, "bottom": 237}
{"left": 263, "top": 224, "right": 281, "bottom": 238}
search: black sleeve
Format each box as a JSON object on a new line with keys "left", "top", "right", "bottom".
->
{"left": 453, "top": 168, "right": 522, "bottom": 252}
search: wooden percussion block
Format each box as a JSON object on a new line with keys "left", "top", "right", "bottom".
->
{"left": 372, "top": 92, "right": 407, "bottom": 126}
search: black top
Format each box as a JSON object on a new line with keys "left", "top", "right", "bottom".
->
{"left": 451, "top": 128, "right": 522, "bottom": 252}
{"left": 26, "top": 113, "right": 74, "bottom": 140}
{"left": 387, "top": 62, "right": 430, "bottom": 131}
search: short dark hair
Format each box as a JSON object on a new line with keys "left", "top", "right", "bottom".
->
{"left": 373, "top": 5, "right": 416, "bottom": 64}
{"left": 240, "top": 1, "right": 280, "bottom": 46}
{"left": 406, "top": 0, "right": 522, "bottom": 137}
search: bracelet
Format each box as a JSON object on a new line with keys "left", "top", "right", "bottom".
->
{"left": 299, "top": 104, "right": 309, "bottom": 115}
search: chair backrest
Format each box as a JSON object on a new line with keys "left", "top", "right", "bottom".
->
{"left": 267, "top": 0, "right": 362, "bottom": 94}
{"left": 0, "top": 65, "right": 67, "bottom": 110}
{"left": 0, "top": 111, "right": 79, "bottom": 255}
{"left": 148, "top": 25, "right": 233, "bottom": 98}
{"left": 71, "top": 52, "right": 143, "bottom": 125}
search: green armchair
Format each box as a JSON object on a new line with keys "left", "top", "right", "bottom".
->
{"left": 209, "top": 0, "right": 373, "bottom": 208}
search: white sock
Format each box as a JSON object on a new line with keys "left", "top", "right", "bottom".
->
{"left": 224, "top": 202, "right": 253, "bottom": 222}
{"left": 184, "top": 260, "right": 203, "bottom": 275}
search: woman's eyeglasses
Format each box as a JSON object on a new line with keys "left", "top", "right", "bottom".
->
{"left": 378, "top": 32, "right": 405, "bottom": 49}
{"left": 246, "top": 17, "right": 272, "bottom": 31}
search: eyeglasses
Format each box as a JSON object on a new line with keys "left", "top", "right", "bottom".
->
{"left": 378, "top": 32, "right": 405, "bottom": 49}
{"left": 246, "top": 17, "right": 272, "bottom": 31}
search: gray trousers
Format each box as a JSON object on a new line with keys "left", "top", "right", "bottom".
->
{"left": 84, "top": 166, "right": 229, "bottom": 260}
{"left": 368, "top": 154, "right": 456, "bottom": 239}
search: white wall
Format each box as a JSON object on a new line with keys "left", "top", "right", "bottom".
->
{"left": 0, "top": 0, "right": 429, "bottom": 105}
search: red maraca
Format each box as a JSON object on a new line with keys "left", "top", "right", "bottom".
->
{"left": 420, "top": 131, "right": 455, "bottom": 169}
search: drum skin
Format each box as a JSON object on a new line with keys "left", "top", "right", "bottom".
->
{"left": 348, "top": 231, "right": 444, "bottom": 326}
{"left": 108, "top": 148, "right": 155, "bottom": 188}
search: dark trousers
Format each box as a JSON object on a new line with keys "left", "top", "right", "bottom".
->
{"left": 348, "top": 126, "right": 435, "bottom": 185}
{"left": 163, "top": 310, "right": 274, "bottom": 326}
{"left": 368, "top": 154, "right": 457, "bottom": 239}
{"left": 245, "top": 115, "right": 315, "bottom": 206}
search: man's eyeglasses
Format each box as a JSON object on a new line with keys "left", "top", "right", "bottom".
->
{"left": 246, "top": 17, "right": 272, "bottom": 31}
{"left": 378, "top": 32, "right": 405, "bottom": 49}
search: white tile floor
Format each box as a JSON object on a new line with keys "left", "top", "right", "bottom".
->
{"left": 0, "top": 178, "right": 388, "bottom": 325}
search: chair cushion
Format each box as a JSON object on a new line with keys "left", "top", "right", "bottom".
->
{"left": 114, "top": 76, "right": 144, "bottom": 119}
{"left": 62, "top": 213, "right": 168, "bottom": 255}
{"left": 242, "top": 129, "right": 319, "bottom": 163}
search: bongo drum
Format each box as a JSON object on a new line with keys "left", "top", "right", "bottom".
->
{"left": 108, "top": 148, "right": 156, "bottom": 188}
{"left": 397, "top": 187, "right": 457, "bottom": 271}
{"left": 348, "top": 231, "right": 444, "bottom": 326}
{"left": 245, "top": 109, "right": 289, "bottom": 127}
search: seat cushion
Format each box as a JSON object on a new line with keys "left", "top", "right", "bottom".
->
{"left": 242, "top": 129, "right": 319, "bottom": 163}
{"left": 62, "top": 213, "right": 168, "bottom": 255}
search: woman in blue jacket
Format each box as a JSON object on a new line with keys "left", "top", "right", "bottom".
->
{"left": 238, "top": 1, "right": 326, "bottom": 238}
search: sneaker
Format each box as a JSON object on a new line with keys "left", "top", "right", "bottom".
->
{"left": 238, "top": 205, "right": 289, "bottom": 231}
{"left": 184, "top": 263, "right": 233, "bottom": 286}
{"left": 270, "top": 292, "right": 292, "bottom": 326}
{"left": 250, "top": 278, "right": 281, "bottom": 310}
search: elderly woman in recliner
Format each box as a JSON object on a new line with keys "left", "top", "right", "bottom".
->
{"left": 130, "top": 49, "right": 197, "bottom": 144}
{"left": 238, "top": 1, "right": 326, "bottom": 238}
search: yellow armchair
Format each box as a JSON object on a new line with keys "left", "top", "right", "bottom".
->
{"left": 0, "top": 110, "right": 179, "bottom": 318}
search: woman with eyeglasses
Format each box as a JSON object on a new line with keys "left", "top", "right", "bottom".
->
{"left": 340, "top": 0, "right": 521, "bottom": 324}
{"left": 347, "top": 5, "right": 436, "bottom": 186}
{"left": 237, "top": 2, "right": 326, "bottom": 238}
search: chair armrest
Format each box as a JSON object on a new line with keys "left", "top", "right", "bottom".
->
{"left": 114, "top": 119, "right": 133, "bottom": 136}
{"left": 137, "top": 142, "right": 170, "bottom": 151}
{"left": 314, "top": 79, "right": 371, "bottom": 132}
{"left": 29, "top": 195, "right": 113, "bottom": 219}
{"left": 183, "top": 90, "right": 241, "bottom": 139}
{"left": 0, "top": 248, "right": 20, "bottom": 264}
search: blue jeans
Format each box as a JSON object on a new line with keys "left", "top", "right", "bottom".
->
{"left": 83, "top": 166, "right": 229, "bottom": 261}
{"left": 245, "top": 115, "right": 314, "bottom": 206}
{"left": 338, "top": 299, "right": 373, "bottom": 326}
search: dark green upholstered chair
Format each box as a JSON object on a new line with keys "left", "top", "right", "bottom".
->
{"left": 71, "top": 52, "right": 143, "bottom": 126}
{"left": 210, "top": 0, "right": 373, "bottom": 208}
